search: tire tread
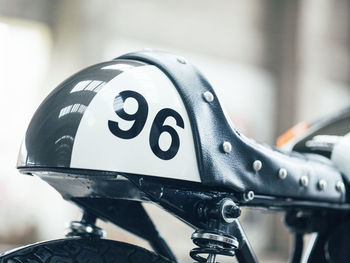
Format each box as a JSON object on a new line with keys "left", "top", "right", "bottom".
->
{"left": 0, "top": 238, "right": 172, "bottom": 263}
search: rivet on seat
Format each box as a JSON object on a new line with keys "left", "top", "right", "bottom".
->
{"left": 336, "top": 181, "right": 345, "bottom": 193}
{"left": 252, "top": 160, "right": 262, "bottom": 172}
{"left": 318, "top": 180, "right": 327, "bottom": 191}
{"left": 222, "top": 141, "right": 232, "bottom": 153}
{"left": 278, "top": 168, "right": 287, "bottom": 179}
{"left": 203, "top": 91, "right": 214, "bottom": 102}
{"left": 300, "top": 176, "right": 309, "bottom": 187}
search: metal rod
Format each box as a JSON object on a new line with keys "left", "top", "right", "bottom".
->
{"left": 290, "top": 233, "right": 303, "bottom": 263}
{"left": 206, "top": 254, "right": 217, "bottom": 263}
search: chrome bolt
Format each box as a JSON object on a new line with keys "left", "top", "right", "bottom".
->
{"left": 336, "top": 181, "right": 345, "bottom": 193}
{"left": 177, "top": 57, "right": 186, "bottom": 64}
{"left": 244, "top": 191, "right": 255, "bottom": 201}
{"left": 66, "top": 221, "right": 106, "bottom": 238}
{"left": 318, "top": 180, "right": 327, "bottom": 191}
{"left": 221, "top": 199, "right": 240, "bottom": 223}
{"left": 222, "top": 141, "right": 232, "bottom": 153}
{"left": 203, "top": 91, "right": 214, "bottom": 102}
{"left": 278, "top": 168, "right": 288, "bottom": 179}
{"left": 300, "top": 176, "right": 309, "bottom": 187}
{"left": 253, "top": 160, "right": 262, "bottom": 172}
{"left": 86, "top": 226, "right": 93, "bottom": 233}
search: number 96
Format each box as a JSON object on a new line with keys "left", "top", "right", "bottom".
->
{"left": 108, "top": 90, "right": 185, "bottom": 160}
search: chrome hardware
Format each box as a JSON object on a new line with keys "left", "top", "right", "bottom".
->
{"left": 278, "top": 168, "right": 288, "bottom": 179}
{"left": 203, "top": 91, "right": 214, "bottom": 102}
{"left": 243, "top": 191, "right": 255, "bottom": 202}
{"left": 220, "top": 198, "right": 241, "bottom": 223}
{"left": 300, "top": 176, "right": 309, "bottom": 187}
{"left": 191, "top": 198, "right": 241, "bottom": 263}
{"left": 253, "top": 160, "right": 262, "bottom": 172}
{"left": 336, "top": 181, "right": 345, "bottom": 193}
{"left": 66, "top": 212, "right": 105, "bottom": 238}
{"left": 318, "top": 179, "right": 327, "bottom": 191}
{"left": 66, "top": 221, "right": 105, "bottom": 238}
{"left": 190, "top": 230, "right": 239, "bottom": 263}
{"left": 222, "top": 141, "right": 232, "bottom": 153}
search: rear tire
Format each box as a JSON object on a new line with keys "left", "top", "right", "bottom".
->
{"left": 0, "top": 238, "right": 173, "bottom": 263}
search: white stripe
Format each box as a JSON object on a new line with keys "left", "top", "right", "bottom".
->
{"left": 71, "top": 65, "right": 201, "bottom": 182}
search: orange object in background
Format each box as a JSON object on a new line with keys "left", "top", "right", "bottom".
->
{"left": 276, "top": 121, "right": 310, "bottom": 147}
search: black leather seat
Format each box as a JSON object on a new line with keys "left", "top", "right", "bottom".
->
{"left": 119, "top": 51, "right": 346, "bottom": 204}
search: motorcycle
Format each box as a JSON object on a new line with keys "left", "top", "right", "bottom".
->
{"left": 1, "top": 50, "right": 349, "bottom": 263}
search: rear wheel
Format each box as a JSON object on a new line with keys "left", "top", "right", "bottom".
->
{"left": 0, "top": 238, "right": 173, "bottom": 263}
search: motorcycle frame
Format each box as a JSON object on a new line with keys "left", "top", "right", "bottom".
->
{"left": 22, "top": 167, "right": 350, "bottom": 263}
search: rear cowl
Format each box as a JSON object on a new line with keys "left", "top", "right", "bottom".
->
{"left": 17, "top": 57, "right": 201, "bottom": 183}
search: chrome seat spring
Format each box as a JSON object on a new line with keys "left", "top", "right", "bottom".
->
{"left": 190, "top": 230, "right": 239, "bottom": 263}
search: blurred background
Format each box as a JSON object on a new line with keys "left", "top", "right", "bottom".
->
{"left": 0, "top": 0, "right": 349, "bottom": 262}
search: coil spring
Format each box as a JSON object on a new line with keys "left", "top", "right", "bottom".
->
{"left": 190, "top": 230, "right": 239, "bottom": 263}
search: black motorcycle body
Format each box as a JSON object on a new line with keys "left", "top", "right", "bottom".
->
{"left": 3, "top": 51, "right": 350, "bottom": 263}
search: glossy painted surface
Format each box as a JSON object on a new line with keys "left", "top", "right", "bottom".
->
{"left": 70, "top": 65, "right": 200, "bottom": 182}
{"left": 18, "top": 60, "right": 201, "bottom": 182}
{"left": 18, "top": 60, "right": 145, "bottom": 168}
